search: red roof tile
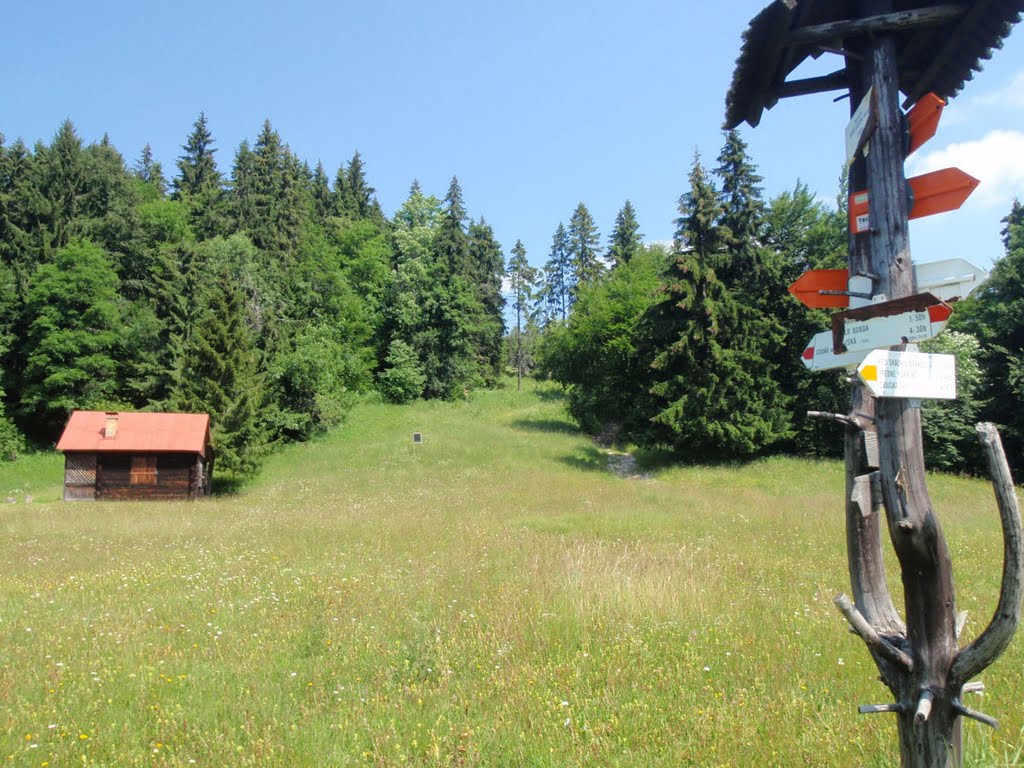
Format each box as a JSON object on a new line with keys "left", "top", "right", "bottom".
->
{"left": 56, "top": 411, "right": 211, "bottom": 454}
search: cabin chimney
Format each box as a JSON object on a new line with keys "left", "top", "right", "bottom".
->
{"left": 104, "top": 412, "right": 119, "bottom": 439}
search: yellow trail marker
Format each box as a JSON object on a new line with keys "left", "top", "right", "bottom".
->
{"left": 860, "top": 364, "right": 878, "bottom": 382}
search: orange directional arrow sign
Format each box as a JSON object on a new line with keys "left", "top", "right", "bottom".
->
{"left": 908, "top": 167, "right": 980, "bottom": 220}
{"left": 906, "top": 93, "right": 945, "bottom": 156}
{"left": 848, "top": 167, "right": 980, "bottom": 234}
{"left": 787, "top": 269, "right": 849, "bottom": 309}
{"left": 789, "top": 258, "right": 989, "bottom": 309}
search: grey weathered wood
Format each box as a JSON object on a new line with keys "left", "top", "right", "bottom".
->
{"left": 953, "top": 703, "right": 999, "bottom": 729}
{"left": 861, "top": 702, "right": 904, "bottom": 714}
{"left": 842, "top": 59, "right": 904, "bottom": 639}
{"left": 846, "top": 6, "right": 964, "bottom": 763}
{"left": 765, "top": 70, "right": 848, "bottom": 100}
{"left": 836, "top": 593, "right": 913, "bottom": 670}
{"left": 851, "top": 473, "right": 874, "bottom": 518}
{"left": 863, "top": 431, "right": 880, "bottom": 469}
{"left": 949, "top": 423, "right": 1023, "bottom": 687}
{"left": 786, "top": 5, "right": 969, "bottom": 45}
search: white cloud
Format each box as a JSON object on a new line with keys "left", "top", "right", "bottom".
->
{"left": 939, "top": 68, "right": 1024, "bottom": 126}
{"left": 906, "top": 129, "right": 1024, "bottom": 208}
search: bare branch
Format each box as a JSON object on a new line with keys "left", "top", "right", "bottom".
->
{"left": 835, "top": 593, "right": 913, "bottom": 671}
{"left": 953, "top": 702, "right": 999, "bottom": 730}
{"left": 859, "top": 703, "right": 903, "bottom": 714}
{"left": 951, "top": 424, "right": 1023, "bottom": 686}
{"left": 914, "top": 690, "right": 934, "bottom": 724}
{"left": 809, "top": 410, "right": 858, "bottom": 428}
{"left": 809, "top": 410, "right": 874, "bottom": 431}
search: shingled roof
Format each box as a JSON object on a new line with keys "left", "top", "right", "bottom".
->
{"left": 725, "top": 0, "right": 1024, "bottom": 129}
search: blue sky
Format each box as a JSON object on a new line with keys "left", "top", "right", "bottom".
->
{"left": 3, "top": 0, "right": 1022, "bottom": 275}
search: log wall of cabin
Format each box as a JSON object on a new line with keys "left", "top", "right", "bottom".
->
{"left": 95, "top": 453, "right": 201, "bottom": 501}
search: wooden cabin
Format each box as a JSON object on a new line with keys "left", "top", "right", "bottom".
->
{"left": 57, "top": 411, "right": 213, "bottom": 501}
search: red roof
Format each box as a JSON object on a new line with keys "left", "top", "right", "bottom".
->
{"left": 56, "top": 411, "right": 211, "bottom": 454}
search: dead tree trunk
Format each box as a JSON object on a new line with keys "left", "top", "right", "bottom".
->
{"left": 832, "top": 5, "right": 1024, "bottom": 765}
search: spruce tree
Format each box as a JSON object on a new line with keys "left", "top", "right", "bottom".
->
{"left": 173, "top": 113, "right": 221, "bottom": 197}
{"left": 76, "top": 137, "right": 144, "bottom": 289}
{"left": 232, "top": 120, "right": 306, "bottom": 262}
{"left": 38, "top": 119, "right": 84, "bottom": 253}
{"left": 466, "top": 219, "right": 506, "bottom": 383}
{"left": 537, "top": 222, "right": 573, "bottom": 323}
{"left": 334, "top": 151, "right": 384, "bottom": 224}
{"left": 410, "top": 176, "right": 485, "bottom": 399}
{"left": 175, "top": 266, "right": 264, "bottom": 476}
{"left": 172, "top": 112, "right": 225, "bottom": 239}
{"left": 310, "top": 160, "right": 332, "bottom": 225}
{"left": 134, "top": 143, "right": 167, "bottom": 199}
{"left": 715, "top": 131, "right": 764, "bottom": 261}
{"left": 0, "top": 138, "right": 49, "bottom": 289}
{"left": 434, "top": 176, "right": 470, "bottom": 276}
{"left": 568, "top": 202, "right": 604, "bottom": 296}
{"left": 644, "top": 154, "right": 789, "bottom": 459}
{"left": 608, "top": 200, "right": 642, "bottom": 267}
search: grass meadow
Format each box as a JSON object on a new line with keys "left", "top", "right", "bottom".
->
{"left": 1, "top": 381, "right": 1022, "bottom": 766}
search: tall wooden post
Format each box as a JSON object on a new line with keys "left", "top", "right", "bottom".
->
{"left": 836, "top": 3, "right": 1022, "bottom": 765}
{"left": 722, "top": 3, "right": 1024, "bottom": 762}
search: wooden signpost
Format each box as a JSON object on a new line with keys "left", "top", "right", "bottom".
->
{"left": 726, "top": 4, "right": 1022, "bottom": 766}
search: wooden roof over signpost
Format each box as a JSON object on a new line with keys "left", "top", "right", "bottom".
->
{"left": 724, "top": 0, "right": 1024, "bottom": 129}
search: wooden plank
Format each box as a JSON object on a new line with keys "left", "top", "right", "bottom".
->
{"left": 64, "top": 454, "right": 96, "bottom": 485}
{"left": 765, "top": 70, "right": 848, "bottom": 101}
{"left": 851, "top": 473, "right": 874, "bottom": 518}
{"left": 863, "top": 432, "right": 880, "bottom": 470}
{"left": 786, "top": 5, "right": 969, "bottom": 45}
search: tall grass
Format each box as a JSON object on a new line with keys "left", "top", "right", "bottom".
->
{"left": 0, "top": 381, "right": 1021, "bottom": 766}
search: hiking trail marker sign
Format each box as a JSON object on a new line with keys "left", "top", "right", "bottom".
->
{"left": 801, "top": 330, "right": 870, "bottom": 371}
{"left": 831, "top": 293, "right": 953, "bottom": 353}
{"left": 846, "top": 86, "right": 878, "bottom": 165}
{"left": 856, "top": 349, "right": 957, "bottom": 400}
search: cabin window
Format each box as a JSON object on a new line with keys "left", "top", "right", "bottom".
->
{"left": 130, "top": 455, "right": 157, "bottom": 485}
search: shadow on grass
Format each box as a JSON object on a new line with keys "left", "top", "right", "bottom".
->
{"left": 531, "top": 385, "right": 567, "bottom": 403}
{"left": 511, "top": 417, "right": 580, "bottom": 436}
{"left": 211, "top": 475, "right": 247, "bottom": 496}
{"left": 631, "top": 446, "right": 683, "bottom": 474}
{"left": 556, "top": 443, "right": 761, "bottom": 478}
{"left": 557, "top": 445, "right": 608, "bottom": 473}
